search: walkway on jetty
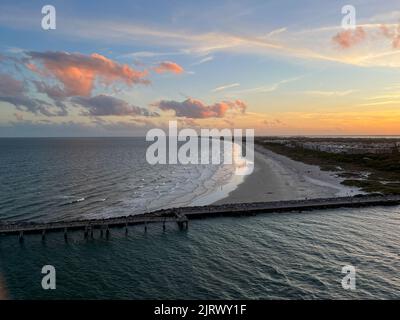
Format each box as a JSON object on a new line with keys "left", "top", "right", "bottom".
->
{"left": 1, "top": 195, "right": 400, "bottom": 240}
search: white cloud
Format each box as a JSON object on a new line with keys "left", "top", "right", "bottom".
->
{"left": 3, "top": 7, "right": 400, "bottom": 68}
{"left": 266, "top": 27, "right": 287, "bottom": 38}
{"left": 303, "top": 90, "right": 356, "bottom": 97}
{"left": 119, "top": 51, "right": 184, "bottom": 59}
{"left": 211, "top": 83, "right": 240, "bottom": 92}
{"left": 233, "top": 77, "right": 301, "bottom": 94}
{"left": 191, "top": 56, "right": 214, "bottom": 66}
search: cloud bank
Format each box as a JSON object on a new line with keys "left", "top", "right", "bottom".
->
{"left": 25, "top": 51, "right": 150, "bottom": 97}
{"left": 0, "top": 73, "right": 67, "bottom": 116}
{"left": 1, "top": 51, "right": 183, "bottom": 118}
{"left": 0, "top": 73, "right": 24, "bottom": 96}
{"left": 154, "top": 98, "right": 246, "bottom": 118}
{"left": 72, "top": 95, "right": 159, "bottom": 117}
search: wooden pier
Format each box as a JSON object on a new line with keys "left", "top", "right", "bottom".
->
{"left": 0, "top": 194, "right": 399, "bottom": 240}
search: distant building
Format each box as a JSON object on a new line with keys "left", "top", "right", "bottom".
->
{"left": 261, "top": 139, "right": 400, "bottom": 155}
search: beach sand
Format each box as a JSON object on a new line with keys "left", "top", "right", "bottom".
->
{"left": 215, "top": 145, "right": 363, "bottom": 205}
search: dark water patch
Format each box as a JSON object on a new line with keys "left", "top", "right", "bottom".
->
{"left": 1, "top": 207, "right": 399, "bottom": 299}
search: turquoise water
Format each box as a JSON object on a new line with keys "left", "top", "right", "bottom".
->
{"left": 1, "top": 206, "right": 399, "bottom": 299}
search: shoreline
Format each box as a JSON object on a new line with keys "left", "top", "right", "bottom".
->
{"left": 188, "top": 141, "right": 249, "bottom": 206}
{"left": 214, "top": 145, "right": 363, "bottom": 205}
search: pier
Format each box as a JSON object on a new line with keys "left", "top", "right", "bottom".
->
{"left": 0, "top": 194, "right": 399, "bottom": 240}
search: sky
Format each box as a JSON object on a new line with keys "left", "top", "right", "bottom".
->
{"left": 1, "top": 0, "right": 400, "bottom": 136}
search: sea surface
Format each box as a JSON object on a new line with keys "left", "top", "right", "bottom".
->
{"left": 0, "top": 138, "right": 399, "bottom": 299}
{"left": 0, "top": 138, "right": 238, "bottom": 222}
{"left": 0, "top": 207, "right": 399, "bottom": 299}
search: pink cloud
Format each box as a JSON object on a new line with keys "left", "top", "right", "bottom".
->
{"left": 332, "top": 27, "right": 366, "bottom": 49}
{"left": 380, "top": 24, "right": 393, "bottom": 38}
{"left": 380, "top": 24, "right": 400, "bottom": 49}
{"left": 154, "top": 98, "right": 247, "bottom": 118}
{"left": 333, "top": 24, "right": 400, "bottom": 50}
{"left": 153, "top": 61, "right": 184, "bottom": 74}
{"left": 393, "top": 36, "right": 400, "bottom": 49}
{"left": 26, "top": 51, "right": 149, "bottom": 97}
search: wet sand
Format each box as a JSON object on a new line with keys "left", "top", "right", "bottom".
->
{"left": 215, "top": 145, "right": 363, "bottom": 205}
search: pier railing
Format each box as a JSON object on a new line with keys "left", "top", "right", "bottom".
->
{"left": 1, "top": 194, "right": 399, "bottom": 240}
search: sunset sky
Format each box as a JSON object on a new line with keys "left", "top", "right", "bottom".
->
{"left": 1, "top": 0, "right": 400, "bottom": 136}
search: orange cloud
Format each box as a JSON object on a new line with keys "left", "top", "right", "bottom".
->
{"left": 153, "top": 61, "right": 184, "bottom": 74}
{"left": 332, "top": 27, "right": 366, "bottom": 49}
{"left": 26, "top": 51, "right": 149, "bottom": 97}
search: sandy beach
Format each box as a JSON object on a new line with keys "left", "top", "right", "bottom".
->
{"left": 215, "top": 145, "right": 363, "bottom": 205}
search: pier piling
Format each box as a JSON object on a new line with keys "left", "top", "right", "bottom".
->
{"left": 84, "top": 226, "right": 88, "bottom": 239}
{"left": 176, "top": 212, "right": 188, "bottom": 230}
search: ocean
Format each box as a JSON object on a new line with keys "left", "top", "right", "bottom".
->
{"left": 0, "top": 138, "right": 399, "bottom": 299}
{"left": 0, "top": 138, "right": 238, "bottom": 223}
